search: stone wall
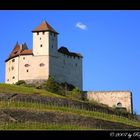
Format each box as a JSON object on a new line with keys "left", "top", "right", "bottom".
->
{"left": 50, "top": 52, "right": 82, "bottom": 90}
{"left": 86, "top": 91, "right": 133, "bottom": 113}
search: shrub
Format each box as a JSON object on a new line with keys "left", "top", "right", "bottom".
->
{"left": 67, "top": 87, "right": 82, "bottom": 100}
{"left": 44, "top": 77, "right": 64, "bottom": 95}
{"left": 60, "top": 82, "right": 75, "bottom": 91}
{"left": 15, "top": 80, "right": 26, "bottom": 86}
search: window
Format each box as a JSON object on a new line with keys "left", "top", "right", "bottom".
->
{"left": 12, "top": 76, "right": 15, "bottom": 79}
{"left": 23, "top": 57, "right": 25, "bottom": 60}
{"left": 52, "top": 45, "right": 53, "bottom": 48}
{"left": 37, "top": 32, "right": 39, "bottom": 35}
{"left": 75, "top": 63, "right": 78, "bottom": 66}
{"left": 11, "top": 66, "right": 14, "bottom": 70}
{"left": 39, "top": 63, "right": 45, "bottom": 67}
{"left": 50, "top": 32, "right": 52, "bottom": 36}
{"left": 40, "top": 37, "right": 41, "bottom": 40}
{"left": 40, "top": 44, "right": 43, "bottom": 47}
{"left": 117, "top": 102, "right": 122, "bottom": 107}
{"left": 24, "top": 64, "right": 30, "bottom": 67}
{"left": 26, "top": 69, "right": 29, "bottom": 72}
{"left": 7, "top": 79, "right": 9, "bottom": 81}
{"left": 12, "top": 59, "right": 15, "bottom": 62}
{"left": 42, "top": 31, "right": 45, "bottom": 35}
{"left": 54, "top": 34, "right": 56, "bottom": 37}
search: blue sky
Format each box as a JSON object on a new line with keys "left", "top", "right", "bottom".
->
{"left": 0, "top": 10, "right": 140, "bottom": 114}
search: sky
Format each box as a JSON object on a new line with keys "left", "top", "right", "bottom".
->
{"left": 0, "top": 10, "right": 140, "bottom": 114}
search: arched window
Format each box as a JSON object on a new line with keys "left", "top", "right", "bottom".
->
{"left": 39, "top": 63, "right": 45, "bottom": 67}
{"left": 117, "top": 102, "right": 122, "bottom": 107}
{"left": 24, "top": 64, "right": 30, "bottom": 67}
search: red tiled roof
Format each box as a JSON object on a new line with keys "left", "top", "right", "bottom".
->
{"left": 32, "top": 21, "right": 58, "bottom": 34}
{"left": 20, "top": 50, "right": 33, "bottom": 55}
{"left": 8, "top": 43, "right": 21, "bottom": 58}
{"left": 5, "top": 43, "right": 32, "bottom": 62}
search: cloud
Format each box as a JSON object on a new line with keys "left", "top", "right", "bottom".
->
{"left": 75, "top": 22, "right": 88, "bottom": 30}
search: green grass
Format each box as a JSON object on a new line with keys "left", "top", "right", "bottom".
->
{"left": 0, "top": 121, "right": 95, "bottom": 130}
{"left": 0, "top": 83, "right": 64, "bottom": 98}
{"left": 0, "top": 100, "right": 140, "bottom": 128}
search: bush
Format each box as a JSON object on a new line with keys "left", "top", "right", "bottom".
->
{"left": 60, "top": 82, "right": 75, "bottom": 91}
{"left": 15, "top": 80, "right": 26, "bottom": 86}
{"left": 44, "top": 77, "right": 65, "bottom": 95}
{"left": 67, "top": 87, "right": 82, "bottom": 100}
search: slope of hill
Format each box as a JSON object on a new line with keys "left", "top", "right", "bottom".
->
{"left": 0, "top": 83, "right": 140, "bottom": 130}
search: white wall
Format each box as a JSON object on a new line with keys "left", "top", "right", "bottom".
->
{"left": 33, "top": 32, "right": 49, "bottom": 56}
{"left": 86, "top": 91, "right": 132, "bottom": 113}
{"left": 19, "top": 55, "right": 49, "bottom": 80}
{"left": 5, "top": 57, "right": 19, "bottom": 84}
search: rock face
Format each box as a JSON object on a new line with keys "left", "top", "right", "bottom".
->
{"left": 85, "top": 91, "right": 133, "bottom": 113}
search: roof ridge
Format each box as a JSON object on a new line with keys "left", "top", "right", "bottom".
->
{"left": 32, "top": 20, "right": 58, "bottom": 34}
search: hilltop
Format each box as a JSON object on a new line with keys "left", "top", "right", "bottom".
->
{"left": 0, "top": 83, "right": 140, "bottom": 130}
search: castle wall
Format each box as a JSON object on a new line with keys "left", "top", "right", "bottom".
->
{"left": 19, "top": 55, "right": 49, "bottom": 81}
{"left": 49, "top": 52, "right": 82, "bottom": 90}
{"left": 49, "top": 32, "right": 58, "bottom": 56}
{"left": 5, "top": 57, "right": 19, "bottom": 84}
{"left": 5, "top": 55, "right": 50, "bottom": 84}
{"left": 86, "top": 91, "right": 132, "bottom": 113}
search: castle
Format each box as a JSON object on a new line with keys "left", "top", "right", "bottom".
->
{"left": 5, "top": 21, "right": 83, "bottom": 90}
{"left": 5, "top": 20, "right": 133, "bottom": 113}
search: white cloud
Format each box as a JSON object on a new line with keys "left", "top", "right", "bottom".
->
{"left": 75, "top": 22, "right": 88, "bottom": 30}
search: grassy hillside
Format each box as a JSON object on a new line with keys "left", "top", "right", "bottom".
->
{"left": 0, "top": 83, "right": 140, "bottom": 130}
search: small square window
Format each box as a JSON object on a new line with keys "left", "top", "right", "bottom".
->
{"left": 12, "top": 76, "right": 15, "bottom": 79}
{"left": 23, "top": 57, "right": 25, "bottom": 60}
{"left": 42, "top": 32, "right": 45, "bottom": 35}
{"left": 40, "top": 44, "right": 43, "bottom": 47}
{"left": 39, "top": 63, "right": 45, "bottom": 67}
{"left": 40, "top": 38, "right": 41, "bottom": 40}
{"left": 11, "top": 66, "right": 14, "bottom": 70}
{"left": 26, "top": 69, "right": 29, "bottom": 72}
{"left": 37, "top": 32, "right": 39, "bottom": 35}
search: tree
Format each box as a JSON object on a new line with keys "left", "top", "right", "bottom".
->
{"left": 71, "top": 87, "right": 82, "bottom": 100}
{"left": 44, "top": 76, "right": 66, "bottom": 96}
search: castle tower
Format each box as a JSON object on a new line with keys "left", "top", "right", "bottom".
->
{"left": 32, "top": 21, "right": 59, "bottom": 56}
